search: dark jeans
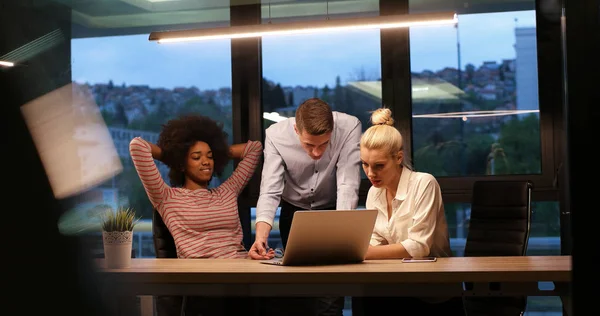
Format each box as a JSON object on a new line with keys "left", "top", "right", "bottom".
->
{"left": 184, "top": 296, "right": 260, "bottom": 316}
{"left": 276, "top": 199, "right": 344, "bottom": 316}
{"left": 155, "top": 295, "right": 183, "bottom": 316}
{"left": 356, "top": 296, "right": 466, "bottom": 316}
{"left": 260, "top": 295, "right": 345, "bottom": 316}
{"left": 182, "top": 291, "right": 344, "bottom": 316}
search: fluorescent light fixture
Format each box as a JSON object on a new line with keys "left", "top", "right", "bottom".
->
{"left": 150, "top": 11, "right": 457, "bottom": 43}
{"left": 413, "top": 110, "right": 540, "bottom": 119}
{"left": 0, "top": 29, "right": 64, "bottom": 67}
{"left": 0, "top": 61, "right": 15, "bottom": 67}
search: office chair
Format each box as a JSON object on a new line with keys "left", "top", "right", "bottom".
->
{"left": 152, "top": 209, "right": 185, "bottom": 316}
{"left": 463, "top": 180, "right": 533, "bottom": 316}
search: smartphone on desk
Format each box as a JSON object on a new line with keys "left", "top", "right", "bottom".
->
{"left": 402, "top": 257, "right": 437, "bottom": 263}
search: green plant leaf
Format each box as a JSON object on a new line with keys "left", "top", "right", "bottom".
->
{"left": 101, "top": 207, "right": 140, "bottom": 232}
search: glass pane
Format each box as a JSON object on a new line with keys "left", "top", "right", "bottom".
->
{"left": 64, "top": 34, "right": 232, "bottom": 258}
{"left": 528, "top": 201, "right": 561, "bottom": 255}
{"left": 444, "top": 202, "right": 471, "bottom": 256}
{"left": 409, "top": 4, "right": 541, "bottom": 177}
{"left": 261, "top": 2, "right": 383, "bottom": 191}
{"left": 261, "top": 0, "right": 381, "bottom": 130}
{"left": 262, "top": 28, "right": 382, "bottom": 185}
{"left": 262, "top": 29, "right": 382, "bottom": 131}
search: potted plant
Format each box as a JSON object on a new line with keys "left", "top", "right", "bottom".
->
{"left": 101, "top": 207, "right": 140, "bottom": 268}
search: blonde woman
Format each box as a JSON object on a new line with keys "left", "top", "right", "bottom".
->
{"left": 357, "top": 108, "right": 465, "bottom": 315}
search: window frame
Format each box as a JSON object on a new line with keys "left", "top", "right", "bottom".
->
{"left": 226, "top": 0, "right": 568, "bottom": 252}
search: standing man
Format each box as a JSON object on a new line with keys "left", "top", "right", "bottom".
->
{"left": 250, "top": 97, "right": 362, "bottom": 316}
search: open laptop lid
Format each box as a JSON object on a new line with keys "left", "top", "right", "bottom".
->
{"left": 279, "top": 209, "right": 378, "bottom": 266}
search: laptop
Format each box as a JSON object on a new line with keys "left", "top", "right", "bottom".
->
{"left": 261, "top": 209, "right": 378, "bottom": 266}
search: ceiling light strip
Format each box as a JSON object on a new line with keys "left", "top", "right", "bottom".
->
{"left": 413, "top": 110, "right": 540, "bottom": 119}
{"left": 149, "top": 11, "right": 456, "bottom": 43}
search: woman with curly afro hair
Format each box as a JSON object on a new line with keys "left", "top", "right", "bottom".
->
{"left": 129, "top": 114, "right": 269, "bottom": 315}
{"left": 156, "top": 114, "right": 232, "bottom": 188}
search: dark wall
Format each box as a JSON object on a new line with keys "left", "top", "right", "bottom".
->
{"left": 1, "top": 2, "right": 108, "bottom": 315}
{"left": 562, "top": 0, "right": 600, "bottom": 256}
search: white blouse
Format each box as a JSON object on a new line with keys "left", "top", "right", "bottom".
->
{"left": 366, "top": 168, "right": 452, "bottom": 258}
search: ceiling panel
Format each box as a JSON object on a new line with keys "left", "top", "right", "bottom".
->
{"left": 37, "top": 0, "right": 534, "bottom": 38}
{"left": 59, "top": 0, "right": 378, "bottom": 38}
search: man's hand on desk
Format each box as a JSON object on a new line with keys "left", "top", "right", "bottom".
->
{"left": 249, "top": 222, "right": 275, "bottom": 260}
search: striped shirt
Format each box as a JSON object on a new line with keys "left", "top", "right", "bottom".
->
{"left": 129, "top": 137, "right": 262, "bottom": 259}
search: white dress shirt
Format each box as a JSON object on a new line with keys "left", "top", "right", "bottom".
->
{"left": 366, "top": 168, "right": 452, "bottom": 258}
{"left": 255, "top": 111, "right": 362, "bottom": 226}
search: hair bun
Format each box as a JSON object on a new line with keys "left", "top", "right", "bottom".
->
{"left": 370, "top": 108, "right": 394, "bottom": 126}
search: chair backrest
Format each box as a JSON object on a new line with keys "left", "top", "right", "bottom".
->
{"left": 152, "top": 209, "right": 177, "bottom": 258}
{"left": 464, "top": 180, "right": 532, "bottom": 257}
{"left": 463, "top": 180, "right": 533, "bottom": 316}
{"left": 152, "top": 210, "right": 183, "bottom": 315}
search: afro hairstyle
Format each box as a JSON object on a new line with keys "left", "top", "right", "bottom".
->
{"left": 156, "top": 114, "right": 229, "bottom": 187}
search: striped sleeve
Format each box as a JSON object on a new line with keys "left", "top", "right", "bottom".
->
{"left": 219, "top": 140, "right": 262, "bottom": 196}
{"left": 129, "top": 137, "right": 169, "bottom": 208}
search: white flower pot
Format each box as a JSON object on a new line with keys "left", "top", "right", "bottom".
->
{"left": 102, "top": 231, "right": 133, "bottom": 268}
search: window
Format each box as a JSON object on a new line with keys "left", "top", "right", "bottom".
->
{"left": 262, "top": 29, "right": 382, "bottom": 132}
{"left": 259, "top": 2, "right": 383, "bottom": 200}
{"left": 260, "top": 0, "right": 380, "bottom": 132}
{"left": 66, "top": 34, "right": 232, "bottom": 257}
{"left": 256, "top": 15, "right": 383, "bottom": 310}
{"left": 260, "top": 19, "right": 382, "bottom": 247}
{"left": 407, "top": 2, "right": 561, "bottom": 313}
{"left": 7, "top": 1, "right": 570, "bottom": 315}
{"left": 409, "top": 9, "right": 541, "bottom": 177}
